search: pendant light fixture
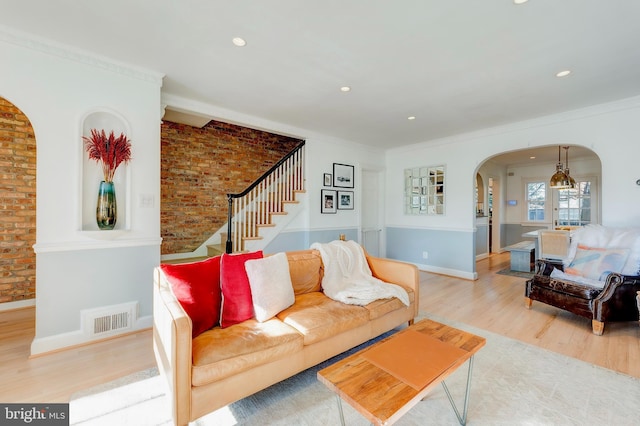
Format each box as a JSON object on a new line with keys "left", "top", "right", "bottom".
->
{"left": 549, "top": 146, "right": 571, "bottom": 189}
{"left": 563, "top": 146, "right": 576, "bottom": 189}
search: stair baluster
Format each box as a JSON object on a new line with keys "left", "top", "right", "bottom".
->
{"left": 226, "top": 141, "right": 305, "bottom": 253}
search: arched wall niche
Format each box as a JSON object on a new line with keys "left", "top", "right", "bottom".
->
{"left": 80, "top": 109, "right": 132, "bottom": 234}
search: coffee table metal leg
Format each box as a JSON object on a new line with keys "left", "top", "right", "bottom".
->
{"left": 441, "top": 355, "right": 475, "bottom": 425}
{"left": 335, "top": 394, "right": 346, "bottom": 426}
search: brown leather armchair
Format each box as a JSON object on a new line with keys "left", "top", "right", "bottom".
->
{"left": 525, "top": 258, "right": 640, "bottom": 335}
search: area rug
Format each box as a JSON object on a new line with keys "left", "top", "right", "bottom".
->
{"left": 70, "top": 314, "right": 640, "bottom": 425}
{"left": 496, "top": 268, "right": 534, "bottom": 279}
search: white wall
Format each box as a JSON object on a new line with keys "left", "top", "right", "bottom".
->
{"left": 1, "top": 28, "right": 163, "bottom": 354}
{"left": 386, "top": 96, "right": 640, "bottom": 231}
{"left": 384, "top": 96, "right": 640, "bottom": 276}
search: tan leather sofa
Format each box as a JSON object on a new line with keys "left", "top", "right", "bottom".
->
{"left": 153, "top": 249, "right": 419, "bottom": 426}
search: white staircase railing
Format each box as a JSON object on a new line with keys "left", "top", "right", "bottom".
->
{"left": 226, "top": 142, "right": 305, "bottom": 253}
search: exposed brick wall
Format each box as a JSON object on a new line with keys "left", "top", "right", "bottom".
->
{"left": 161, "top": 120, "right": 302, "bottom": 255}
{"left": 0, "top": 97, "right": 36, "bottom": 304}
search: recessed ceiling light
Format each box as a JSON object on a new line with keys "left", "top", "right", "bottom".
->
{"left": 407, "top": 116, "right": 416, "bottom": 120}
{"left": 232, "top": 37, "right": 247, "bottom": 47}
{"left": 530, "top": 156, "right": 536, "bottom": 160}
{"left": 340, "top": 86, "right": 351, "bottom": 92}
{"left": 513, "top": 0, "right": 529, "bottom": 4}
{"left": 556, "top": 70, "right": 571, "bottom": 77}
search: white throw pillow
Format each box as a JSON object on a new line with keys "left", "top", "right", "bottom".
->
{"left": 244, "top": 252, "right": 295, "bottom": 322}
{"left": 550, "top": 268, "right": 606, "bottom": 289}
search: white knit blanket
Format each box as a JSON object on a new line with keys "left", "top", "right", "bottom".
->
{"left": 310, "top": 240, "right": 410, "bottom": 306}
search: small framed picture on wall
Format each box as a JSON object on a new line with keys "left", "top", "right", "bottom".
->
{"left": 337, "top": 191, "right": 354, "bottom": 210}
{"left": 321, "top": 189, "right": 337, "bottom": 214}
{"left": 323, "top": 173, "right": 332, "bottom": 186}
{"left": 333, "top": 163, "right": 354, "bottom": 188}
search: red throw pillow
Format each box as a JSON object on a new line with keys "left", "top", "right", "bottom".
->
{"left": 160, "top": 256, "right": 222, "bottom": 338}
{"left": 220, "top": 250, "right": 263, "bottom": 328}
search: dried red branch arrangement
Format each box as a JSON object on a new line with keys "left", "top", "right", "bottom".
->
{"left": 83, "top": 129, "right": 132, "bottom": 182}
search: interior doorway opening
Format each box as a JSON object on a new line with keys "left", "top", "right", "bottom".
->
{"left": 474, "top": 145, "right": 601, "bottom": 266}
{"left": 0, "top": 96, "right": 37, "bottom": 310}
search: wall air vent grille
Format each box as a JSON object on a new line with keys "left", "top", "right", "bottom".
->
{"left": 82, "top": 302, "right": 137, "bottom": 337}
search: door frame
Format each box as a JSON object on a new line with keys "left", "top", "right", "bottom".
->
{"left": 359, "top": 165, "right": 385, "bottom": 257}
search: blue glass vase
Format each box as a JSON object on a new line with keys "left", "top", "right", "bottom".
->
{"left": 96, "top": 181, "right": 117, "bottom": 230}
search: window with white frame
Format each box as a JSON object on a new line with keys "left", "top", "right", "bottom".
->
{"left": 525, "top": 181, "right": 546, "bottom": 222}
{"left": 557, "top": 180, "right": 592, "bottom": 226}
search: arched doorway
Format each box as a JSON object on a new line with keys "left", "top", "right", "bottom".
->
{"left": 475, "top": 145, "right": 601, "bottom": 259}
{"left": 0, "top": 97, "right": 37, "bottom": 309}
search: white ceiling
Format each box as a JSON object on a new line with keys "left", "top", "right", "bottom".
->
{"left": 2, "top": 1, "right": 639, "bottom": 159}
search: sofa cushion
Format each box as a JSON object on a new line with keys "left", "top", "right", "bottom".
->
{"left": 191, "top": 319, "right": 303, "bottom": 386}
{"left": 159, "top": 256, "right": 222, "bottom": 338}
{"left": 285, "top": 250, "right": 323, "bottom": 294}
{"left": 276, "top": 292, "right": 369, "bottom": 345}
{"left": 220, "top": 250, "right": 263, "bottom": 328}
{"left": 364, "top": 286, "right": 415, "bottom": 320}
{"left": 245, "top": 252, "right": 295, "bottom": 322}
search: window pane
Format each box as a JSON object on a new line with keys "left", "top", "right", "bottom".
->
{"left": 526, "top": 182, "right": 546, "bottom": 222}
{"left": 557, "top": 180, "right": 592, "bottom": 226}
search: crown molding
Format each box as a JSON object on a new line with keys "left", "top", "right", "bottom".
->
{"left": 389, "top": 95, "right": 640, "bottom": 155}
{"left": 0, "top": 25, "right": 164, "bottom": 86}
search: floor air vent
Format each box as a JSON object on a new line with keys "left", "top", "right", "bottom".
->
{"left": 82, "top": 302, "right": 137, "bottom": 337}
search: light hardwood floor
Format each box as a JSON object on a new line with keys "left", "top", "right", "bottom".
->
{"left": 1, "top": 252, "right": 638, "bottom": 404}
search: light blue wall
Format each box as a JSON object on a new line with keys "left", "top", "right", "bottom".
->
{"left": 476, "top": 224, "right": 488, "bottom": 255}
{"left": 35, "top": 245, "right": 159, "bottom": 337}
{"left": 386, "top": 227, "right": 475, "bottom": 275}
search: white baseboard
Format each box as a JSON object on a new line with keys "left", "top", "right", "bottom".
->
{"left": 415, "top": 262, "right": 478, "bottom": 280}
{"left": 0, "top": 298, "right": 35, "bottom": 312}
{"left": 30, "top": 315, "right": 152, "bottom": 356}
{"left": 476, "top": 253, "right": 489, "bottom": 261}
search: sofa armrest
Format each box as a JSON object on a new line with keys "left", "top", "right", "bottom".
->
{"left": 533, "top": 259, "right": 563, "bottom": 276}
{"left": 153, "top": 267, "right": 193, "bottom": 426}
{"left": 366, "top": 255, "right": 419, "bottom": 317}
{"left": 593, "top": 273, "right": 640, "bottom": 322}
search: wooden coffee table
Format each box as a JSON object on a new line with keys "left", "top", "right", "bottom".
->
{"left": 317, "top": 319, "right": 486, "bottom": 425}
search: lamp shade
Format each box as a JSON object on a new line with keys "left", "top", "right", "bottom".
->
{"left": 550, "top": 163, "right": 571, "bottom": 189}
{"left": 550, "top": 146, "right": 571, "bottom": 189}
{"left": 565, "top": 169, "right": 577, "bottom": 189}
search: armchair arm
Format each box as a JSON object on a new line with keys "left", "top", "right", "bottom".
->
{"left": 593, "top": 272, "right": 640, "bottom": 322}
{"left": 153, "top": 267, "right": 193, "bottom": 426}
{"left": 533, "top": 259, "right": 564, "bottom": 276}
{"left": 366, "top": 255, "right": 419, "bottom": 318}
